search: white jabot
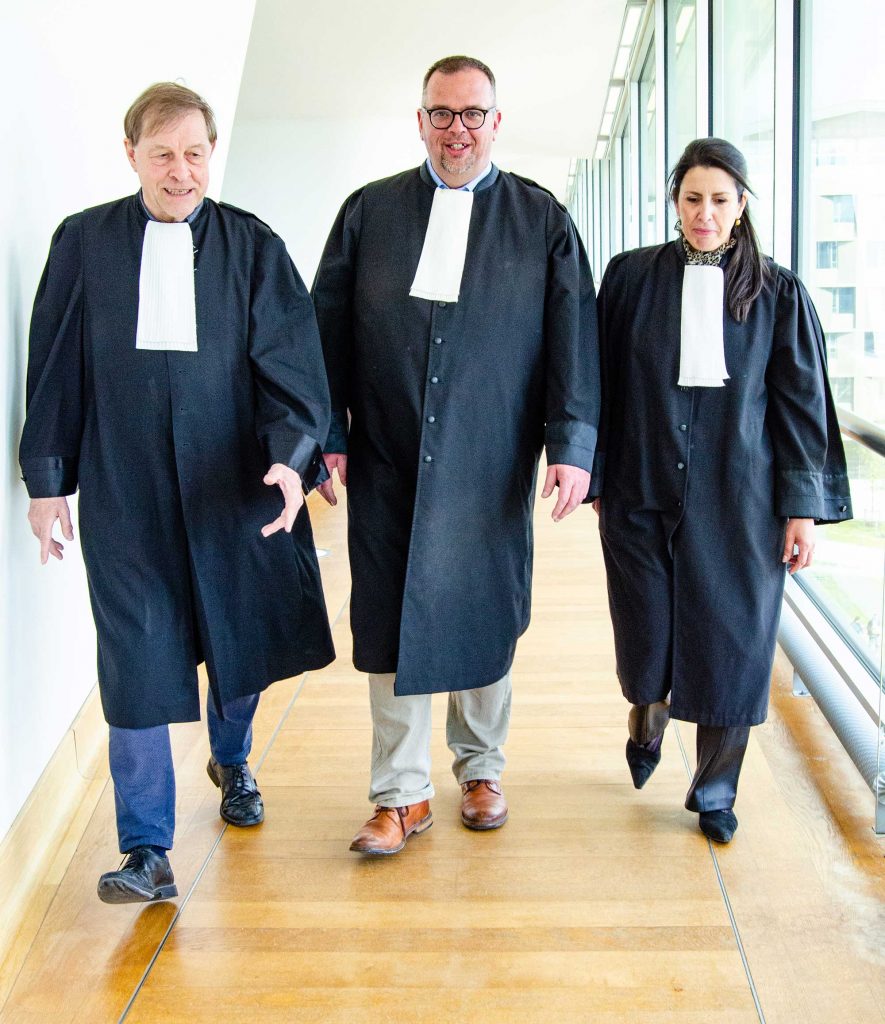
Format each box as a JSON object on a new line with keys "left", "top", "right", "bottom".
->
{"left": 678, "top": 265, "right": 729, "bottom": 387}
{"left": 135, "top": 221, "right": 198, "bottom": 352}
{"left": 409, "top": 188, "right": 474, "bottom": 303}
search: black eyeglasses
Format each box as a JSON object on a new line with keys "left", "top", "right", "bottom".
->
{"left": 422, "top": 107, "right": 495, "bottom": 130}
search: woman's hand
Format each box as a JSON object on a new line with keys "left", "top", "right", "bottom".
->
{"left": 783, "top": 517, "right": 815, "bottom": 574}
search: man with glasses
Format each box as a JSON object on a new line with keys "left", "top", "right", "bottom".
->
{"left": 313, "top": 56, "right": 599, "bottom": 855}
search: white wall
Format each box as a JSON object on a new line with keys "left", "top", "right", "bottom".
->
{"left": 223, "top": 116, "right": 426, "bottom": 283}
{"left": 0, "top": 0, "right": 256, "bottom": 841}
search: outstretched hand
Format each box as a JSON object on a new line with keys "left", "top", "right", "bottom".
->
{"left": 261, "top": 464, "right": 304, "bottom": 537}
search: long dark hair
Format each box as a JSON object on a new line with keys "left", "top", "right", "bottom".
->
{"left": 668, "top": 138, "right": 772, "bottom": 322}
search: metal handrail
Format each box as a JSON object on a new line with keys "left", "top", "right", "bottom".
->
{"left": 836, "top": 406, "right": 885, "bottom": 459}
{"left": 784, "top": 403, "right": 885, "bottom": 831}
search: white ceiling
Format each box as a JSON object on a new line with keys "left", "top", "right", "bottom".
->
{"left": 234, "top": 0, "right": 628, "bottom": 197}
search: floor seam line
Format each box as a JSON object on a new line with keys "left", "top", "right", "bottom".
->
{"left": 117, "top": 585, "right": 351, "bottom": 1023}
{"left": 673, "top": 721, "right": 767, "bottom": 1024}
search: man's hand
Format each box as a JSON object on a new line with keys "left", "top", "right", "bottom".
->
{"left": 261, "top": 464, "right": 304, "bottom": 537}
{"left": 783, "top": 517, "right": 815, "bottom": 574}
{"left": 317, "top": 453, "right": 348, "bottom": 507}
{"left": 28, "top": 497, "right": 74, "bottom": 564}
{"left": 541, "top": 465, "right": 591, "bottom": 522}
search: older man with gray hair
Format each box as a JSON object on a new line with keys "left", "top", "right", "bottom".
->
{"left": 20, "top": 82, "right": 334, "bottom": 902}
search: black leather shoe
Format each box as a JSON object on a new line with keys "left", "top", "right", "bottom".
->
{"left": 699, "top": 809, "right": 738, "bottom": 844}
{"left": 626, "top": 737, "right": 662, "bottom": 789}
{"left": 207, "top": 757, "right": 264, "bottom": 826}
{"left": 97, "top": 847, "right": 178, "bottom": 904}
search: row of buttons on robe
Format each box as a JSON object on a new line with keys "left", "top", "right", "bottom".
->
{"left": 423, "top": 326, "right": 447, "bottom": 463}
{"left": 674, "top": 422, "right": 689, "bottom": 506}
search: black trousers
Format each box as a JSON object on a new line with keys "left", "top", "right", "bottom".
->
{"left": 629, "top": 702, "right": 750, "bottom": 812}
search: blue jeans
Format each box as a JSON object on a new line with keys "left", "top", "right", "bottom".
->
{"left": 109, "top": 693, "right": 259, "bottom": 852}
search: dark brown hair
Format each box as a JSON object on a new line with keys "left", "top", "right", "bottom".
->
{"left": 421, "top": 56, "right": 496, "bottom": 105}
{"left": 124, "top": 82, "right": 217, "bottom": 146}
{"left": 669, "top": 137, "right": 771, "bottom": 322}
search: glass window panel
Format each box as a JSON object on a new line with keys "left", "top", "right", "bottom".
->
{"left": 612, "top": 133, "right": 624, "bottom": 257}
{"left": 801, "top": 0, "right": 885, "bottom": 430}
{"left": 620, "top": 115, "right": 633, "bottom": 250}
{"left": 798, "top": 0, "right": 885, "bottom": 700}
{"left": 666, "top": 0, "right": 698, "bottom": 170}
{"left": 638, "top": 44, "right": 658, "bottom": 245}
{"left": 713, "top": 0, "right": 775, "bottom": 253}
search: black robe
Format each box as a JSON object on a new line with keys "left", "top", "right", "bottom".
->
{"left": 20, "top": 195, "right": 335, "bottom": 729}
{"left": 312, "top": 164, "right": 599, "bottom": 695}
{"left": 593, "top": 241, "right": 852, "bottom": 727}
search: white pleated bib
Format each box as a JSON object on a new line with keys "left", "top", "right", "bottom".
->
{"left": 135, "top": 221, "right": 198, "bottom": 352}
{"left": 678, "top": 265, "right": 729, "bottom": 387}
{"left": 409, "top": 188, "right": 474, "bottom": 303}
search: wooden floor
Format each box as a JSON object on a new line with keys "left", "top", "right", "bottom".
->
{"left": 1, "top": 491, "right": 883, "bottom": 1023}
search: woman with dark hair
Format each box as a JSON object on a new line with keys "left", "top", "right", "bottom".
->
{"left": 592, "top": 137, "right": 852, "bottom": 843}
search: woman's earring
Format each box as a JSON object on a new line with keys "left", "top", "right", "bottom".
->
{"left": 674, "top": 218, "right": 683, "bottom": 233}
{"left": 735, "top": 217, "right": 742, "bottom": 227}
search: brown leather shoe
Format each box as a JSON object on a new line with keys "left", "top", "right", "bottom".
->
{"left": 461, "top": 779, "right": 508, "bottom": 830}
{"left": 349, "top": 801, "right": 433, "bottom": 855}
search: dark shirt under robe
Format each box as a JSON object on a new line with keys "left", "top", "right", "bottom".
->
{"left": 20, "top": 195, "right": 335, "bottom": 728}
{"left": 593, "top": 241, "right": 852, "bottom": 727}
{"left": 313, "top": 164, "right": 600, "bottom": 695}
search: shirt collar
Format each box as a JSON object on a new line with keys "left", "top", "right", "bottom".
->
{"left": 139, "top": 190, "right": 205, "bottom": 225}
{"left": 424, "top": 158, "right": 493, "bottom": 192}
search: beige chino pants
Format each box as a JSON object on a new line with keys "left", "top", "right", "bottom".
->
{"left": 368, "top": 671, "right": 512, "bottom": 807}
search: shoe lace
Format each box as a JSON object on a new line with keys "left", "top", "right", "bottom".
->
{"left": 119, "top": 847, "right": 149, "bottom": 870}
{"left": 370, "top": 804, "right": 409, "bottom": 835}
{"left": 463, "top": 779, "right": 501, "bottom": 795}
{"left": 227, "top": 764, "right": 251, "bottom": 791}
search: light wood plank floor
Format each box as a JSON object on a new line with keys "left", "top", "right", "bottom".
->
{"left": 1, "top": 490, "right": 883, "bottom": 1023}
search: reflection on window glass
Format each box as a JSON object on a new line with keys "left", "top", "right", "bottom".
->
{"left": 713, "top": 0, "right": 775, "bottom": 253}
{"left": 666, "top": 0, "right": 697, "bottom": 169}
{"left": 800, "top": 0, "right": 885, "bottom": 688}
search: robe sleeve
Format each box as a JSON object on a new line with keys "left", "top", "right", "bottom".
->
{"left": 766, "top": 268, "right": 852, "bottom": 524}
{"left": 19, "top": 217, "right": 85, "bottom": 498}
{"left": 541, "top": 202, "right": 601, "bottom": 481}
{"left": 311, "top": 189, "right": 365, "bottom": 455}
{"left": 249, "top": 223, "right": 331, "bottom": 491}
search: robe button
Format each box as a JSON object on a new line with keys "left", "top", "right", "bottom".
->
{"left": 427, "top": 415, "right": 436, "bottom": 423}
{"left": 434, "top": 337, "right": 443, "bottom": 345}
{"left": 679, "top": 423, "right": 687, "bottom": 431}
{"left": 676, "top": 500, "right": 683, "bottom": 508}
{"left": 430, "top": 376, "right": 439, "bottom": 384}
{"left": 438, "top": 301, "right": 447, "bottom": 308}
{"left": 424, "top": 455, "right": 433, "bottom": 463}
{"left": 840, "top": 505, "right": 847, "bottom": 512}
{"left": 677, "top": 462, "right": 685, "bottom": 470}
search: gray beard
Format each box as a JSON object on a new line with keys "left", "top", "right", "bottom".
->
{"left": 440, "top": 151, "right": 476, "bottom": 178}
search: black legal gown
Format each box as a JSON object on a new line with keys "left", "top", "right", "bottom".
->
{"left": 312, "top": 164, "right": 600, "bottom": 695}
{"left": 593, "top": 241, "right": 852, "bottom": 727}
{"left": 19, "top": 195, "right": 335, "bottom": 729}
